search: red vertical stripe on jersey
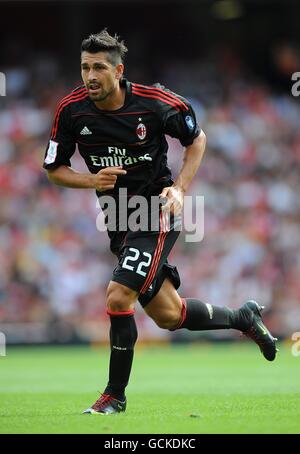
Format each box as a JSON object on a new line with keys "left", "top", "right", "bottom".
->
{"left": 132, "top": 84, "right": 189, "bottom": 111}
{"left": 132, "top": 88, "right": 181, "bottom": 112}
{"left": 51, "top": 89, "right": 88, "bottom": 139}
{"left": 133, "top": 83, "right": 189, "bottom": 110}
{"left": 51, "top": 88, "right": 87, "bottom": 135}
{"left": 51, "top": 91, "right": 86, "bottom": 139}
{"left": 51, "top": 90, "right": 88, "bottom": 139}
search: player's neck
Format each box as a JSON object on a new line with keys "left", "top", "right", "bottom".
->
{"left": 94, "top": 84, "right": 126, "bottom": 111}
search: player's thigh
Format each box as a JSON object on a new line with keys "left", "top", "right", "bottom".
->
{"left": 143, "top": 277, "right": 182, "bottom": 326}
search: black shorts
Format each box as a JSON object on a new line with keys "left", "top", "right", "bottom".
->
{"left": 111, "top": 211, "right": 181, "bottom": 307}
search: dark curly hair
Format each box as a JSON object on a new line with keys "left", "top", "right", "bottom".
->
{"left": 81, "top": 29, "right": 128, "bottom": 66}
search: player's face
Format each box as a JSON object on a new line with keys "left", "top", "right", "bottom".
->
{"left": 81, "top": 51, "right": 124, "bottom": 102}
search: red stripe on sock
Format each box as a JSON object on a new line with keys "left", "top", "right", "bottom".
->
{"left": 175, "top": 298, "right": 187, "bottom": 330}
{"left": 107, "top": 309, "right": 135, "bottom": 317}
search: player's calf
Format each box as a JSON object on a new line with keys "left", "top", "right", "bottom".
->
{"left": 171, "top": 298, "right": 278, "bottom": 361}
{"left": 91, "top": 281, "right": 139, "bottom": 409}
{"left": 153, "top": 310, "right": 182, "bottom": 330}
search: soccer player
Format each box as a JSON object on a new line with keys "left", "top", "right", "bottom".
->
{"left": 43, "top": 30, "right": 278, "bottom": 415}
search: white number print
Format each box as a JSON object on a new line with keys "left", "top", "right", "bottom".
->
{"left": 137, "top": 252, "right": 152, "bottom": 277}
{"left": 122, "top": 248, "right": 152, "bottom": 277}
{"left": 122, "top": 248, "right": 140, "bottom": 271}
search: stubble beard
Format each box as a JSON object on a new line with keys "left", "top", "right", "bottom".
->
{"left": 89, "top": 86, "right": 114, "bottom": 103}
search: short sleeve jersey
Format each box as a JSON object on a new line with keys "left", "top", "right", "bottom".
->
{"left": 43, "top": 79, "right": 200, "bottom": 199}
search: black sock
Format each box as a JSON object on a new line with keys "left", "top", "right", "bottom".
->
{"left": 174, "top": 298, "right": 239, "bottom": 331}
{"left": 104, "top": 311, "right": 137, "bottom": 401}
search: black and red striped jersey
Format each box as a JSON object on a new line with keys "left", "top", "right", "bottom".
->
{"left": 43, "top": 78, "right": 200, "bottom": 199}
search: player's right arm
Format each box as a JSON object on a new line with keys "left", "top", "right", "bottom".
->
{"left": 46, "top": 165, "right": 126, "bottom": 191}
{"left": 43, "top": 98, "right": 126, "bottom": 191}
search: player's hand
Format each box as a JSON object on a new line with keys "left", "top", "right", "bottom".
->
{"left": 92, "top": 166, "right": 127, "bottom": 191}
{"left": 159, "top": 185, "right": 184, "bottom": 216}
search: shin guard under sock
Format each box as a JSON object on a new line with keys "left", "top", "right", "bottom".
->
{"left": 174, "top": 298, "right": 236, "bottom": 331}
{"left": 104, "top": 310, "right": 138, "bottom": 400}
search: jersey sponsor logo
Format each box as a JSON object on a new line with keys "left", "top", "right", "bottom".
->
{"left": 136, "top": 122, "right": 147, "bottom": 140}
{"left": 80, "top": 126, "right": 92, "bottom": 135}
{"left": 44, "top": 140, "right": 58, "bottom": 164}
{"left": 185, "top": 115, "right": 195, "bottom": 131}
{"left": 90, "top": 146, "right": 152, "bottom": 167}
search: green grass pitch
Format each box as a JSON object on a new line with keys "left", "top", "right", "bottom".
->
{"left": 0, "top": 343, "right": 299, "bottom": 434}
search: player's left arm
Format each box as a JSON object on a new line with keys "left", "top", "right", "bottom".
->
{"left": 160, "top": 96, "right": 206, "bottom": 214}
{"left": 160, "top": 131, "right": 206, "bottom": 214}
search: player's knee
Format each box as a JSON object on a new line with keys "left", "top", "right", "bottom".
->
{"left": 106, "top": 281, "right": 136, "bottom": 313}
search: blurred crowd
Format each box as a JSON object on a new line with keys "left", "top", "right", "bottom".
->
{"left": 1, "top": 56, "right": 300, "bottom": 343}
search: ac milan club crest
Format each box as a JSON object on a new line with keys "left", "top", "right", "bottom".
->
{"left": 136, "top": 122, "right": 147, "bottom": 140}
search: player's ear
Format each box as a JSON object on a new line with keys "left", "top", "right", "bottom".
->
{"left": 115, "top": 63, "right": 124, "bottom": 80}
